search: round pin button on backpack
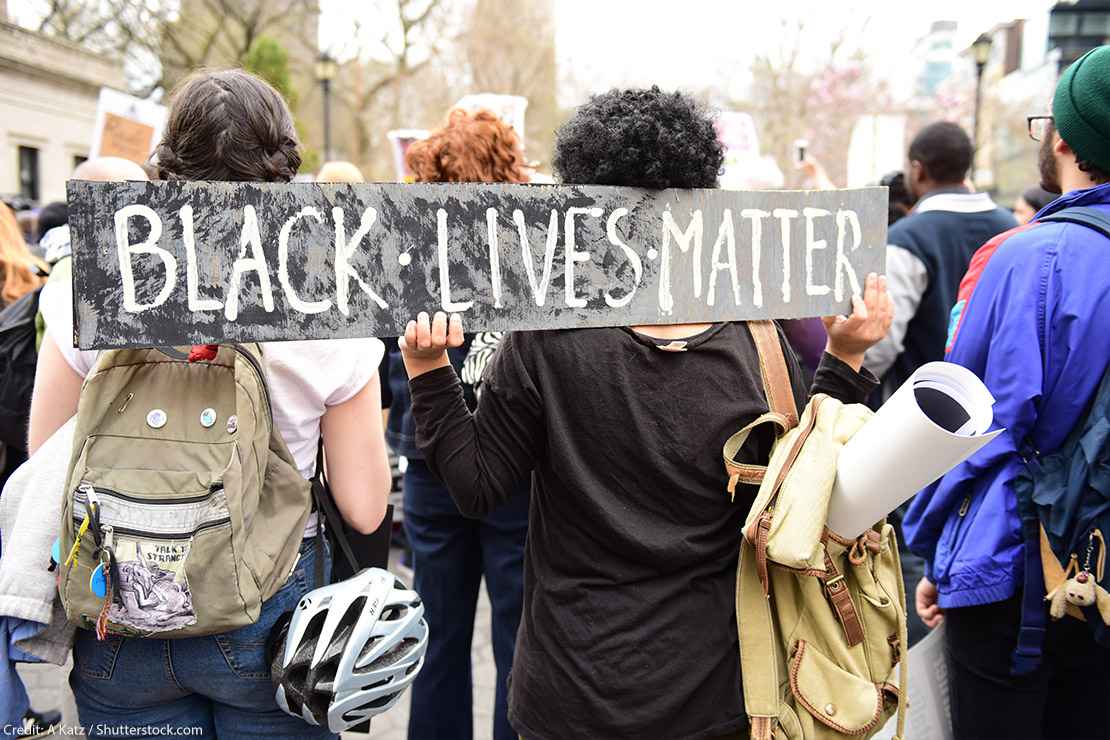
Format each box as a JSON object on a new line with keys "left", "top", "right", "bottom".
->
{"left": 146, "top": 409, "right": 167, "bottom": 429}
{"left": 200, "top": 408, "right": 217, "bottom": 428}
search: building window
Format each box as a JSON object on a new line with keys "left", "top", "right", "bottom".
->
{"left": 1082, "top": 12, "right": 1110, "bottom": 37}
{"left": 18, "top": 146, "right": 40, "bottom": 202}
{"left": 73, "top": 155, "right": 88, "bottom": 170}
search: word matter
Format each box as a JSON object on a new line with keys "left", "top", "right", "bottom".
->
{"left": 67, "top": 180, "right": 887, "bottom": 348}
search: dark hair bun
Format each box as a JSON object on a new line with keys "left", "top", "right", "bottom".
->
{"left": 152, "top": 143, "right": 185, "bottom": 181}
{"left": 154, "top": 70, "right": 302, "bottom": 183}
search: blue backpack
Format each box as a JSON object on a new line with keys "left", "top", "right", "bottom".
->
{"left": 1012, "top": 206, "right": 1110, "bottom": 674}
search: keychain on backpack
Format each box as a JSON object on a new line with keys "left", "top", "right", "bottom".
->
{"left": 64, "top": 513, "right": 91, "bottom": 569}
{"left": 93, "top": 547, "right": 115, "bottom": 641}
{"left": 1047, "top": 529, "right": 1110, "bottom": 624}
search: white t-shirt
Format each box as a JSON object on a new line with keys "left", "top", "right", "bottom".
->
{"left": 38, "top": 279, "right": 383, "bottom": 479}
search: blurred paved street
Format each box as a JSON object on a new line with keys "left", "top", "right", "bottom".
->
{"left": 20, "top": 551, "right": 497, "bottom": 740}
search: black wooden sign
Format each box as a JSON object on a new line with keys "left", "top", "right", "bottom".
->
{"left": 67, "top": 180, "right": 887, "bottom": 349}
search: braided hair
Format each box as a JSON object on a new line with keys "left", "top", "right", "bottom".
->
{"left": 153, "top": 69, "right": 301, "bottom": 183}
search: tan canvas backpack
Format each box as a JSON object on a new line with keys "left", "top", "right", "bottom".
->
{"left": 724, "top": 322, "right": 908, "bottom": 740}
{"left": 57, "top": 344, "right": 311, "bottom": 639}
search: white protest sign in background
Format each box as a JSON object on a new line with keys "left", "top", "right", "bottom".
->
{"left": 454, "top": 93, "right": 528, "bottom": 146}
{"left": 387, "top": 129, "right": 430, "bottom": 182}
{"left": 874, "top": 626, "right": 954, "bottom": 740}
{"left": 89, "top": 87, "right": 167, "bottom": 166}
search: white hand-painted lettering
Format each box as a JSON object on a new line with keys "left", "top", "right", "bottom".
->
{"left": 835, "top": 209, "right": 863, "bottom": 302}
{"left": 564, "top": 206, "right": 602, "bottom": 308}
{"left": 604, "top": 208, "right": 642, "bottom": 308}
{"left": 741, "top": 208, "right": 769, "bottom": 308}
{"left": 225, "top": 205, "right": 275, "bottom": 321}
{"left": 436, "top": 208, "right": 474, "bottom": 313}
{"left": 772, "top": 208, "right": 798, "bottom": 303}
{"left": 116, "top": 204, "right": 175, "bottom": 313}
{"left": 803, "top": 207, "right": 832, "bottom": 297}
{"left": 334, "top": 206, "right": 389, "bottom": 316}
{"left": 514, "top": 208, "right": 559, "bottom": 307}
{"left": 278, "top": 207, "right": 332, "bottom": 314}
{"left": 179, "top": 205, "right": 221, "bottom": 312}
{"left": 659, "top": 209, "right": 703, "bottom": 314}
{"left": 706, "top": 209, "right": 740, "bottom": 307}
{"left": 486, "top": 208, "right": 503, "bottom": 309}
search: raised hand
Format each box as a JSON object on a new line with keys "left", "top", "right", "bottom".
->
{"left": 822, "top": 273, "right": 893, "bottom": 371}
{"left": 399, "top": 311, "right": 465, "bottom": 378}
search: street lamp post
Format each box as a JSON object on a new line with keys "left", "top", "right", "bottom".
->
{"left": 315, "top": 52, "right": 339, "bottom": 162}
{"left": 971, "top": 33, "right": 993, "bottom": 187}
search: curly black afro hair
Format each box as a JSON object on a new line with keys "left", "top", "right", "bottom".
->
{"left": 553, "top": 87, "right": 723, "bottom": 190}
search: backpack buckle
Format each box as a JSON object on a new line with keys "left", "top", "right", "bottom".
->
{"left": 825, "top": 573, "right": 846, "bottom": 593}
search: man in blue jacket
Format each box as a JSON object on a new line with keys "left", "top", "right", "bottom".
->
{"left": 905, "top": 46, "right": 1110, "bottom": 740}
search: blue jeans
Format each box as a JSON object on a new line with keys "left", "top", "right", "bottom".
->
{"left": 71, "top": 539, "right": 333, "bottom": 739}
{"left": 403, "top": 459, "right": 528, "bottom": 740}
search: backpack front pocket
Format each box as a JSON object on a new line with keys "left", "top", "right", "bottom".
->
{"left": 67, "top": 479, "right": 253, "bottom": 637}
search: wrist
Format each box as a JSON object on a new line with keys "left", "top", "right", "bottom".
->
{"left": 403, "top": 352, "right": 451, "bottom": 379}
{"left": 824, "top": 342, "right": 865, "bottom": 372}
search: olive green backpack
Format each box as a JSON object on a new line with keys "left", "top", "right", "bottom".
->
{"left": 724, "top": 322, "right": 908, "bottom": 740}
{"left": 57, "top": 344, "right": 311, "bottom": 639}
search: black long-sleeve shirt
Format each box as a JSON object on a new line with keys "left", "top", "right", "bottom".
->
{"left": 410, "top": 323, "right": 877, "bottom": 740}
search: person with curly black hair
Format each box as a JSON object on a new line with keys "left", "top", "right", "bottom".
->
{"left": 400, "top": 88, "right": 893, "bottom": 739}
{"left": 552, "top": 86, "right": 723, "bottom": 189}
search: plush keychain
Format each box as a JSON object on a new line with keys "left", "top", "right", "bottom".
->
{"left": 1046, "top": 529, "right": 1110, "bottom": 625}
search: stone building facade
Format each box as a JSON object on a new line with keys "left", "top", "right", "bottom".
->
{"left": 0, "top": 11, "right": 124, "bottom": 205}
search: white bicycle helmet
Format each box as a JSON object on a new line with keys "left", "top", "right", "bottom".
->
{"left": 269, "top": 567, "right": 428, "bottom": 732}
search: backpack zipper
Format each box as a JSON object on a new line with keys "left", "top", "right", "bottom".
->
{"left": 76, "top": 483, "right": 222, "bottom": 507}
{"left": 69, "top": 516, "right": 230, "bottom": 540}
{"left": 73, "top": 484, "right": 231, "bottom": 540}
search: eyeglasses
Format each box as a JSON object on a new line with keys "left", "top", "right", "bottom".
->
{"left": 1028, "top": 115, "right": 1054, "bottom": 142}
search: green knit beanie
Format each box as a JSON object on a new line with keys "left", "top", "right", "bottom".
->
{"left": 1054, "top": 45, "right": 1110, "bottom": 173}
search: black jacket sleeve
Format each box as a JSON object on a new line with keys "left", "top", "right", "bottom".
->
{"left": 811, "top": 352, "right": 879, "bottom": 404}
{"left": 409, "top": 332, "right": 543, "bottom": 517}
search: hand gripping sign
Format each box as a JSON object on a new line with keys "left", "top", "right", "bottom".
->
{"left": 66, "top": 181, "right": 887, "bottom": 348}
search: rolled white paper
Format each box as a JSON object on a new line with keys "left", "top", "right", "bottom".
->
{"left": 826, "top": 362, "right": 1004, "bottom": 539}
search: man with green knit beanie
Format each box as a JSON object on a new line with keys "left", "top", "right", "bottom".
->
{"left": 1051, "top": 45, "right": 1110, "bottom": 180}
{"left": 906, "top": 44, "right": 1110, "bottom": 740}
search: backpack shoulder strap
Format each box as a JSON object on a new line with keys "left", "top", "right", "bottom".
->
{"left": 1038, "top": 206, "right": 1110, "bottom": 238}
{"left": 748, "top": 320, "right": 800, "bottom": 428}
{"left": 738, "top": 536, "right": 782, "bottom": 739}
{"left": 722, "top": 323, "right": 801, "bottom": 495}
{"left": 311, "top": 440, "right": 361, "bottom": 577}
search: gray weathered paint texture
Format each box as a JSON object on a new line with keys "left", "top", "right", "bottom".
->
{"left": 67, "top": 180, "right": 887, "bottom": 349}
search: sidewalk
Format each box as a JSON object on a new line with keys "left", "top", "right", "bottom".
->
{"left": 20, "top": 551, "right": 498, "bottom": 740}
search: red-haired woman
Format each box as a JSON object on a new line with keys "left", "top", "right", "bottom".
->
{"left": 0, "top": 202, "right": 45, "bottom": 479}
{"left": 0, "top": 203, "right": 44, "bottom": 307}
{"left": 0, "top": 202, "right": 60, "bottom": 737}
{"left": 385, "top": 108, "right": 529, "bottom": 740}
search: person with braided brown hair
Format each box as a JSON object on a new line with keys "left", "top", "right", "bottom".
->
{"left": 29, "top": 70, "right": 390, "bottom": 739}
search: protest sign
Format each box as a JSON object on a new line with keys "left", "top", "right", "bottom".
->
{"left": 454, "top": 93, "right": 528, "bottom": 145}
{"left": 386, "top": 129, "right": 429, "bottom": 182}
{"left": 67, "top": 180, "right": 887, "bottom": 349}
{"left": 89, "top": 88, "right": 167, "bottom": 165}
